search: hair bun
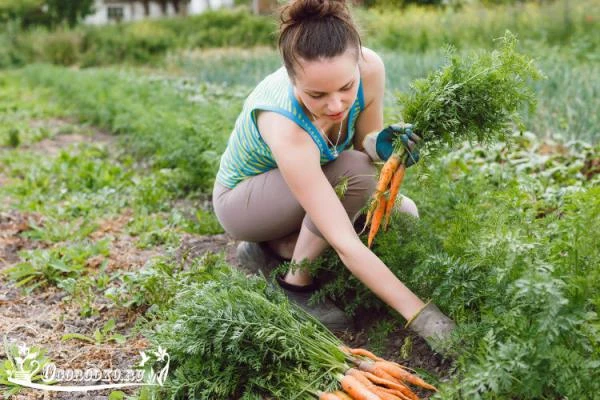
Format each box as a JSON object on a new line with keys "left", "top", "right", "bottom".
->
{"left": 283, "top": 0, "right": 348, "bottom": 24}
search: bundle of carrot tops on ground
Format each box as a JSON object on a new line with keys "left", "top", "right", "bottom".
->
{"left": 365, "top": 32, "right": 543, "bottom": 246}
{"left": 144, "top": 267, "right": 437, "bottom": 400}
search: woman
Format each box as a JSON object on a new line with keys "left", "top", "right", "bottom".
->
{"left": 212, "top": 0, "right": 454, "bottom": 342}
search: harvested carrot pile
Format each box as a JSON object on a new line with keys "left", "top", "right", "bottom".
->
{"left": 143, "top": 266, "right": 437, "bottom": 399}
{"left": 364, "top": 32, "right": 543, "bottom": 246}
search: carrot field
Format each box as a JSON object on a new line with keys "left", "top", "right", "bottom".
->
{"left": 1, "top": 1, "right": 599, "bottom": 399}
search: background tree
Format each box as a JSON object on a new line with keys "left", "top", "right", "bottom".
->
{"left": 44, "top": 0, "right": 95, "bottom": 28}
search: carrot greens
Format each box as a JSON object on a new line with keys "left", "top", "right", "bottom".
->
{"left": 398, "top": 32, "right": 543, "bottom": 153}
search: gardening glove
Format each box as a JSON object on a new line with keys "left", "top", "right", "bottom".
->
{"left": 362, "top": 123, "right": 421, "bottom": 166}
{"left": 405, "top": 301, "right": 456, "bottom": 346}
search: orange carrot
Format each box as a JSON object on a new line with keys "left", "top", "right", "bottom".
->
{"left": 380, "top": 388, "right": 415, "bottom": 400}
{"left": 347, "top": 368, "right": 416, "bottom": 400}
{"left": 357, "top": 361, "right": 399, "bottom": 383}
{"left": 367, "top": 195, "right": 387, "bottom": 248}
{"left": 347, "top": 347, "right": 384, "bottom": 362}
{"left": 383, "top": 164, "right": 406, "bottom": 230}
{"left": 340, "top": 374, "right": 383, "bottom": 400}
{"left": 377, "top": 360, "right": 415, "bottom": 373}
{"left": 360, "top": 200, "right": 377, "bottom": 235}
{"left": 376, "top": 154, "right": 402, "bottom": 194}
{"left": 333, "top": 391, "right": 355, "bottom": 400}
{"left": 346, "top": 368, "right": 375, "bottom": 387}
{"left": 319, "top": 392, "right": 343, "bottom": 400}
{"left": 360, "top": 371, "right": 419, "bottom": 400}
{"left": 369, "top": 386, "right": 406, "bottom": 400}
{"left": 376, "top": 361, "right": 437, "bottom": 392}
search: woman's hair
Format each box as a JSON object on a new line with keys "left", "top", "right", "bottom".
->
{"left": 278, "top": 0, "right": 362, "bottom": 79}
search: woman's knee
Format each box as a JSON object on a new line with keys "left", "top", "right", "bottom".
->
{"left": 336, "top": 150, "right": 377, "bottom": 197}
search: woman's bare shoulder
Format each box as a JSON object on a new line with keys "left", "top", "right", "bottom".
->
{"left": 256, "top": 110, "right": 314, "bottom": 151}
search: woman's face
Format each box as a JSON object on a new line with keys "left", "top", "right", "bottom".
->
{"left": 293, "top": 48, "right": 360, "bottom": 123}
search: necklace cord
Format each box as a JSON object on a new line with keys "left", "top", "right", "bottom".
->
{"left": 311, "top": 112, "right": 345, "bottom": 153}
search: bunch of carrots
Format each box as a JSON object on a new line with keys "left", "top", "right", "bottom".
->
{"left": 362, "top": 33, "right": 542, "bottom": 246}
{"left": 316, "top": 346, "right": 436, "bottom": 400}
{"left": 363, "top": 150, "right": 407, "bottom": 248}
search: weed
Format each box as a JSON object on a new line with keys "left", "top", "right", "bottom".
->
{"left": 61, "top": 319, "right": 126, "bottom": 345}
{"left": 2, "top": 239, "right": 110, "bottom": 291}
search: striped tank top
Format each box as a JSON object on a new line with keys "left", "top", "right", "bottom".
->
{"left": 216, "top": 66, "right": 366, "bottom": 189}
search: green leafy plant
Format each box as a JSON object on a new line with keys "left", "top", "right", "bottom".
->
{"left": 2, "top": 239, "right": 110, "bottom": 291}
{"left": 7, "top": 127, "right": 20, "bottom": 147}
{"left": 105, "top": 252, "right": 230, "bottom": 311}
{"left": 61, "top": 319, "right": 126, "bottom": 345}
{"left": 144, "top": 268, "right": 346, "bottom": 399}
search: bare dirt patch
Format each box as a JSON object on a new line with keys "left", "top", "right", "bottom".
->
{"left": 0, "top": 209, "right": 159, "bottom": 399}
{"left": 0, "top": 211, "right": 44, "bottom": 268}
{"left": 26, "top": 118, "right": 114, "bottom": 156}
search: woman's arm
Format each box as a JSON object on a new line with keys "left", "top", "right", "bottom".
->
{"left": 257, "top": 110, "right": 424, "bottom": 320}
{"left": 354, "top": 47, "right": 386, "bottom": 152}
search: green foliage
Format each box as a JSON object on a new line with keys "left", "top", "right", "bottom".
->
{"left": 58, "top": 271, "right": 111, "bottom": 317}
{"left": 399, "top": 33, "right": 543, "bottom": 154}
{"left": 0, "top": 9, "right": 276, "bottom": 67}
{"left": 175, "top": 10, "right": 277, "bottom": 49}
{"left": 356, "top": 0, "right": 599, "bottom": 54}
{"left": 126, "top": 212, "right": 181, "bottom": 249}
{"left": 80, "top": 22, "right": 177, "bottom": 66}
{"left": 0, "top": 0, "right": 45, "bottom": 28}
{"left": 0, "top": 0, "right": 94, "bottom": 29}
{"left": 309, "top": 132, "right": 599, "bottom": 398}
{"left": 37, "top": 28, "right": 81, "bottom": 65}
{"left": 190, "top": 208, "right": 225, "bottom": 235}
{"left": 365, "top": 319, "right": 396, "bottom": 355}
{"left": 0, "top": 73, "right": 67, "bottom": 146}
{"left": 2, "top": 239, "right": 110, "bottom": 291}
{"left": 44, "top": 0, "right": 94, "bottom": 28}
{"left": 363, "top": 0, "right": 443, "bottom": 9}
{"left": 105, "top": 252, "right": 231, "bottom": 311}
{"left": 3, "top": 1, "right": 597, "bottom": 68}
{"left": 143, "top": 265, "right": 346, "bottom": 400}
{"left": 18, "top": 65, "right": 241, "bottom": 192}
{"left": 61, "top": 318, "right": 126, "bottom": 345}
{"left": 7, "top": 128, "right": 20, "bottom": 147}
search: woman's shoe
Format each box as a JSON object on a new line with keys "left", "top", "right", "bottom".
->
{"left": 276, "top": 274, "right": 352, "bottom": 331}
{"left": 236, "top": 241, "right": 289, "bottom": 276}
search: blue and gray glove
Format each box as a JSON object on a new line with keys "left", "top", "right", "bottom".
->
{"left": 362, "top": 123, "right": 421, "bottom": 166}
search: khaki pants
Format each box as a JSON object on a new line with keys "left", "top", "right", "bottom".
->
{"left": 212, "top": 150, "right": 378, "bottom": 241}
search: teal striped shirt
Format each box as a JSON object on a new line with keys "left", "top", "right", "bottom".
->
{"left": 216, "top": 66, "right": 365, "bottom": 189}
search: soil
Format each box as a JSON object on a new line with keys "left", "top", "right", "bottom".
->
{"left": 0, "top": 123, "right": 450, "bottom": 399}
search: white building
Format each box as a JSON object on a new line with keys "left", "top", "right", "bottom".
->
{"left": 84, "top": 0, "right": 234, "bottom": 25}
